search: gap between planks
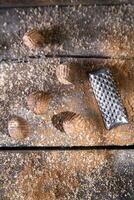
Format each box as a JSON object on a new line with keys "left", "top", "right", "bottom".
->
{"left": 0, "top": 145, "right": 134, "bottom": 151}
{"left": 1, "top": 55, "right": 134, "bottom": 64}
{"left": 0, "top": 0, "right": 134, "bottom": 8}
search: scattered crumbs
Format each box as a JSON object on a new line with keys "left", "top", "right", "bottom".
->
{"left": 0, "top": 150, "right": 134, "bottom": 199}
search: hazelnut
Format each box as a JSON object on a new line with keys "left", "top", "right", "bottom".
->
{"left": 23, "top": 29, "right": 44, "bottom": 49}
{"left": 56, "top": 63, "right": 81, "bottom": 85}
{"left": 26, "top": 91, "right": 50, "bottom": 115}
{"left": 8, "top": 116, "right": 30, "bottom": 140}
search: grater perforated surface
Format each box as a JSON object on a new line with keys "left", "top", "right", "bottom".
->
{"left": 89, "top": 68, "right": 128, "bottom": 130}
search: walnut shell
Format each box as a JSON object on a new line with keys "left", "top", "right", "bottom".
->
{"left": 26, "top": 91, "right": 50, "bottom": 115}
{"left": 56, "top": 63, "right": 81, "bottom": 85}
{"left": 23, "top": 29, "right": 44, "bottom": 49}
{"left": 8, "top": 116, "right": 30, "bottom": 140}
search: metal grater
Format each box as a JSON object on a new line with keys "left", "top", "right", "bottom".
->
{"left": 89, "top": 68, "right": 128, "bottom": 130}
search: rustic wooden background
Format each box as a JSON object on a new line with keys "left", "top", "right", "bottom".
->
{"left": 0, "top": 1, "right": 134, "bottom": 146}
{"left": 0, "top": 1, "right": 134, "bottom": 199}
{"left": 1, "top": 150, "right": 134, "bottom": 200}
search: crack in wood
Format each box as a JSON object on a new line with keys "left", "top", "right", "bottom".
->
{"left": 0, "top": 145, "right": 134, "bottom": 151}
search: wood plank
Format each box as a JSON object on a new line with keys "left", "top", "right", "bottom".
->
{"left": 0, "top": 5, "right": 134, "bottom": 59}
{"left": 0, "top": 58, "right": 134, "bottom": 146}
{"left": 1, "top": 150, "right": 134, "bottom": 199}
{"left": 0, "top": 0, "right": 133, "bottom": 8}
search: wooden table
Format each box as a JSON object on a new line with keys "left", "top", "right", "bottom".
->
{"left": 0, "top": 1, "right": 134, "bottom": 199}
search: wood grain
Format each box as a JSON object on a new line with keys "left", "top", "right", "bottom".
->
{"left": 1, "top": 150, "right": 134, "bottom": 200}
{"left": 0, "top": 5, "right": 134, "bottom": 60}
{"left": 0, "top": 4, "right": 134, "bottom": 147}
{"left": 0, "top": 58, "right": 134, "bottom": 146}
{"left": 0, "top": 0, "right": 133, "bottom": 7}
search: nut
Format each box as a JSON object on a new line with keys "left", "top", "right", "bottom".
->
{"left": 52, "top": 111, "right": 96, "bottom": 134}
{"left": 51, "top": 111, "right": 75, "bottom": 132}
{"left": 8, "top": 116, "right": 31, "bottom": 140}
{"left": 26, "top": 91, "right": 50, "bottom": 115}
{"left": 62, "top": 113, "right": 97, "bottom": 134}
{"left": 23, "top": 29, "right": 44, "bottom": 49}
{"left": 56, "top": 63, "right": 81, "bottom": 85}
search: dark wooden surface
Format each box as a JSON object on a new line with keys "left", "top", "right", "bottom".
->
{"left": 0, "top": 5, "right": 134, "bottom": 60}
{"left": 0, "top": 2, "right": 134, "bottom": 199}
{"left": 0, "top": 4, "right": 134, "bottom": 147}
{"left": 0, "top": 58, "right": 134, "bottom": 146}
{"left": 0, "top": 4, "right": 133, "bottom": 147}
{"left": 1, "top": 150, "right": 134, "bottom": 200}
{"left": 0, "top": 0, "right": 134, "bottom": 7}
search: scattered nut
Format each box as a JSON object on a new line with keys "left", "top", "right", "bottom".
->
{"left": 8, "top": 116, "right": 31, "bottom": 140}
{"left": 52, "top": 111, "right": 96, "bottom": 134}
{"left": 23, "top": 29, "right": 44, "bottom": 49}
{"left": 26, "top": 91, "right": 51, "bottom": 115}
{"left": 63, "top": 112, "right": 96, "bottom": 134}
{"left": 56, "top": 63, "right": 81, "bottom": 85}
{"left": 51, "top": 111, "right": 74, "bottom": 132}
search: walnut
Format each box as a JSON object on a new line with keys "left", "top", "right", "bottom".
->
{"left": 23, "top": 29, "right": 44, "bottom": 49}
{"left": 8, "top": 116, "right": 31, "bottom": 140}
{"left": 26, "top": 91, "right": 50, "bottom": 115}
